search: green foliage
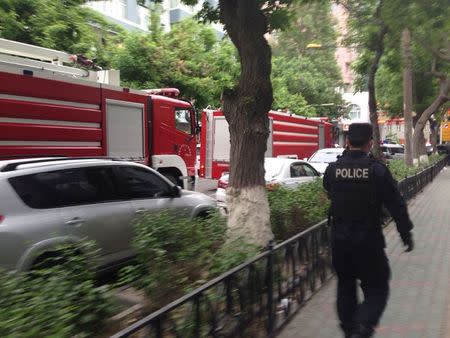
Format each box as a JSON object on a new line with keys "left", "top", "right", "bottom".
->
{"left": 0, "top": 0, "right": 123, "bottom": 67}
{"left": 0, "top": 242, "right": 113, "bottom": 338}
{"left": 118, "top": 211, "right": 227, "bottom": 308}
{"left": 387, "top": 159, "right": 420, "bottom": 181}
{"left": 376, "top": 36, "right": 443, "bottom": 117}
{"left": 268, "top": 179, "right": 330, "bottom": 240}
{"left": 111, "top": 19, "right": 239, "bottom": 108}
{"left": 209, "top": 240, "right": 260, "bottom": 276}
{"left": 345, "top": 0, "right": 450, "bottom": 118}
{"left": 387, "top": 154, "right": 446, "bottom": 181}
{"left": 271, "top": 2, "right": 343, "bottom": 116}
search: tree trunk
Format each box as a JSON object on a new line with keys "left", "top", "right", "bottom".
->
{"left": 412, "top": 77, "right": 450, "bottom": 161}
{"left": 219, "top": 0, "right": 274, "bottom": 246}
{"left": 367, "top": 7, "right": 387, "bottom": 160}
{"left": 430, "top": 118, "right": 438, "bottom": 154}
{"left": 402, "top": 28, "right": 414, "bottom": 166}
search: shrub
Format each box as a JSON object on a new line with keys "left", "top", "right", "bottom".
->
{"left": 209, "top": 239, "right": 260, "bottom": 277}
{"left": 118, "top": 211, "right": 227, "bottom": 310}
{"left": 0, "top": 242, "right": 113, "bottom": 338}
{"left": 388, "top": 154, "right": 446, "bottom": 181}
{"left": 387, "top": 159, "right": 419, "bottom": 181}
{"left": 268, "top": 178, "right": 330, "bottom": 240}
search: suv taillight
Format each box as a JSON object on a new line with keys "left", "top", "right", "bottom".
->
{"left": 0, "top": 215, "right": 4, "bottom": 224}
{"left": 218, "top": 179, "right": 228, "bottom": 189}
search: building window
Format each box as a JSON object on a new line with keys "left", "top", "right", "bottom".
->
{"left": 118, "top": 0, "right": 127, "bottom": 19}
{"left": 347, "top": 104, "right": 361, "bottom": 120}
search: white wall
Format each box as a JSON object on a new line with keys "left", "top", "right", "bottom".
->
{"left": 339, "top": 91, "right": 370, "bottom": 131}
{"left": 86, "top": 0, "right": 149, "bottom": 32}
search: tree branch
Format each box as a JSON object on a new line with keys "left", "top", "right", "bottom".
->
{"left": 415, "top": 35, "right": 450, "bottom": 62}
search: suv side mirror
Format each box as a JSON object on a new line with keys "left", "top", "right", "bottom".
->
{"left": 170, "top": 185, "right": 181, "bottom": 198}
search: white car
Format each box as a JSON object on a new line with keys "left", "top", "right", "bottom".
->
{"left": 308, "top": 148, "right": 345, "bottom": 174}
{"left": 216, "top": 157, "right": 320, "bottom": 206}
{"left": 380, "top": 144, "right": 404, "bottom": 160}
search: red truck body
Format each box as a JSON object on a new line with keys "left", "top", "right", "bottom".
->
{"left": 199, "top": 109, "right": 334, "bottom": 180}
{"left": 0, "top": 40, "right": 197, "bottom": 188}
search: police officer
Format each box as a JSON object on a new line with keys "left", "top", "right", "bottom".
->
{"left": 323, "top": 123, "right": 414, "bottom": 338}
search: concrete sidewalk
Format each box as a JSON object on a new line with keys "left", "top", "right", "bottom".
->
{"left": 279, "top": 167, "right": 450, "bottom": 338}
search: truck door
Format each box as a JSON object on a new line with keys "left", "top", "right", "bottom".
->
{"left": 318, "top": 124, "right": 325, "bottom": 149}
{"left": 105, "top": 99, "right": 145, "bottom": 160}
{"left": 173, "top": 107, "right": 196, "bottom": 170}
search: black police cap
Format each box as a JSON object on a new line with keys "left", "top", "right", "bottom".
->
{"left": 348, "top": 123, "right": 373, "bottom": 143}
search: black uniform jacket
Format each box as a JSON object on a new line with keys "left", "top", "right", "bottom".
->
{"left": 323, "top": 150, "right": 413, "bottom": 248}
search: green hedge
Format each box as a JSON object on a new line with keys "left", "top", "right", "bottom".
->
{"left": 387, "top": 154, "right": 446, "bottom": 181}
{"left": 268, "top": 178, "right": 330, "bottom": 240}
{"left": 0, "top": 242, "right": 113, "bottom": 338}
{"left": 117, "top": 211, "right": 245, "bottom": 310}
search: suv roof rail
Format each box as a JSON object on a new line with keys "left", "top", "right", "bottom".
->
{"left": 0, "top": 156, "right": 122, "bottom": 172}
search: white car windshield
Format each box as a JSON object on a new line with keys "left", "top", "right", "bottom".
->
{"left": 264, "top": 158, "right": 284, "bottom": 179}
{"left": 309, "top": 151, "right": 341, "bottom": 163}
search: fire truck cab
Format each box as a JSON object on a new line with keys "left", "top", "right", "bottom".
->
{"left": 0, "top": 38, "right": 197, "bottom": 189}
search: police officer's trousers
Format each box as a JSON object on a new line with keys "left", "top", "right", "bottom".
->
{"left": 332, "top": 244, "right": 390, "bottom": 334}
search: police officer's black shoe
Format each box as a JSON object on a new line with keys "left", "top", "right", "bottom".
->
{"left": 350, "top": 324, "right": 374, "bottom": 338}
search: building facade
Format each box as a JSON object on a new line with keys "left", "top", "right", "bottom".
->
{"left": 86, "top": 0, "right": 223, "bottom": 36}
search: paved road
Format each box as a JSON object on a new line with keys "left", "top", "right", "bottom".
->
{"left": 279, "top": 167, "right": 450, "bottom": 338}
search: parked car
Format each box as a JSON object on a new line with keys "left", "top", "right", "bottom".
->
{"left": 216, "top": 157, "right": 320, "bottom": 206}
{"left": 0, "top": 157, "right": 217, "bottom": 272}
{"left": 307, "top": 147, "right": 345, "bottom": 174}
{"left": 437, "top": 144, "right": 450, "bottom": 155}
{"left": 380, "top": 144, "right": 405, "bottom": 160}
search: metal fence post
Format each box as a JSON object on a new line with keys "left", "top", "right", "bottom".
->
{"left": 267, "top": 241, "right": 275, "bottom": 334}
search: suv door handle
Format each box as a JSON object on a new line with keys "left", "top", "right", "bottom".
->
{"left": 135, "top": 208, "right": 147, "bottom": 215}
{"left": 65, "top": 217, "right": 85, "bottom": 227}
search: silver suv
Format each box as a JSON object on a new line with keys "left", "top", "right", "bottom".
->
{"left": 0, "top": 158, "right": 217, "bottom": 272}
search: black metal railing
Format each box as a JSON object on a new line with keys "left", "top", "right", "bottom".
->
{"left": 111, "top": 157, "right": 447, "bottom": 338}
{"left": 398, "top": 156, "right": 447, "bottom": 201}
{"left": 111, "top": 220, "right": 332, "bottom": 338}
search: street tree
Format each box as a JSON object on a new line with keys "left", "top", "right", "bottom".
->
{"left": 340, "top": 0, "right": 388, "bottom": 159}
{"left": 375, "top": 0, "right": 450, "bottom": 163}
{"left": 140, "top": 0, "right": 305, "bottom": 246}
{"left": 402, "top": 28, "right": 413, "bottom": 165}
{"left": 407, "top": 0, "right": 450, "bottom": 162}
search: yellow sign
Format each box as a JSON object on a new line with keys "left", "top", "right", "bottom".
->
{"left": 442, "top": 122, "right": 450, "bottom": 142}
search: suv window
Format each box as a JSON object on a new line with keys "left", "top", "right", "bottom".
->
{"left": 9, "top": 167, "right": 118, "bottom": 209}
{"left": 114, "top": 166, "right": 171, "bottom": 199}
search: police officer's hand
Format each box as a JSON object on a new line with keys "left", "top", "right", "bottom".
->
{"left": 401, "top": 232, "right": 414, "bottom": 252}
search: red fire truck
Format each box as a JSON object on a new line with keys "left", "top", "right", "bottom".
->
{"left": 198, "top": 109, "right": 334, "bottom": 180}
{"left": 0, "top": 38, "right": 197, "bottom": 188}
